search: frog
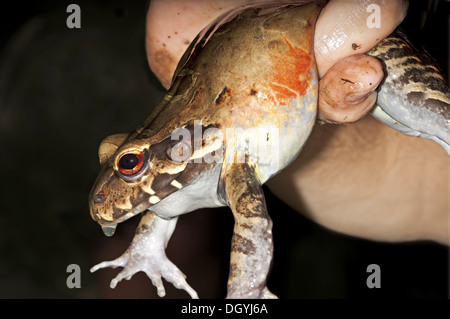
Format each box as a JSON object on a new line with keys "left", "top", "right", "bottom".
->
{"left": 89, "top": 2, "right": 449, "bottom": 299}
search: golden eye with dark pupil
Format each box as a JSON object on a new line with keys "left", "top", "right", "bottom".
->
{"left": 118, "top": 152, "right": 145, "bottom": 175}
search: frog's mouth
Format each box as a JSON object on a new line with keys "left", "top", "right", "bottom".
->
{"left": 89, "top": 173, "right": 154, "bottom": 237}
{"left": 91, "top": 171, "right": 186, "bottom": 237}
{"left": 98, "top": 200, "right": 151, "bottom": 237}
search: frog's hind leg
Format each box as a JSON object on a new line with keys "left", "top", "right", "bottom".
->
{"left": 219, "top": 162, "right": 276, "bottom": 299}
{"left": 367, "top": 30, "right": 450, "bottom": 155}
{"left": 371, "top": 105, "right": 450, "bottom": 155}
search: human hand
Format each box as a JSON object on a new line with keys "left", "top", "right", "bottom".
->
{"left": 145, "top": 0, "right": 408, "bottom": 123}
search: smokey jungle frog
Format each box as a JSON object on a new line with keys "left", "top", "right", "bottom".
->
{"left": 89, "top": 2, "right": 450, "bottom": 298}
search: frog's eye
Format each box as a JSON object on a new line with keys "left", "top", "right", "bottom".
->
{"left": 167, "top": 141, "right": 191, "bottom": 163}
{"left": 117, "top": 151, "right": 146, "bottom": 176}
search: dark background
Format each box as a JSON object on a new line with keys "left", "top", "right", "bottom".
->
{"left": 0, "top": 0, "right": 448, "bottom": 298}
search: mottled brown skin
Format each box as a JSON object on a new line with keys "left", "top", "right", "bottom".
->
{"left": 221, "top": 163, "right": 274, "bottom": 298}
{"left": 367, "top": 30, "right": 450, "bottom": 148}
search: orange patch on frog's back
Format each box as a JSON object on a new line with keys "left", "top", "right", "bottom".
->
{"left": 266, "top": 37, "right": 313, "bottom": 104}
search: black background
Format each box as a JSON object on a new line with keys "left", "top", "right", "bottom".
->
{"left": 0, "top": 0, "right": 448, "bottom": 299}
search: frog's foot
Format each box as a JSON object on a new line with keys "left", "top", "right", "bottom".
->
{"left": 90, "top": 248, "right": 198, "bottom": 298}
{"left": 91, "top": 212, "right": 198, "bottom": 299}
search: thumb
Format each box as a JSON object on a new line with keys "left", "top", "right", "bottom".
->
{"left": 318, "top": 54, "right": 383, "bottom": 124}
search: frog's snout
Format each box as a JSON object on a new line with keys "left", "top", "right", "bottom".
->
{"left": 89, "top": 200, "right": 118, "bottom": 237}
{"left": 89, "top": 186, "right": 118, "bottom": 236}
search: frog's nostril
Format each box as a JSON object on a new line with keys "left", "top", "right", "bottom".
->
{"left": 94, "top": 193, "right": 104, "bottom": 203}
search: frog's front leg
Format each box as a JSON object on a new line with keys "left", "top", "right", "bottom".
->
{"left": 90, "top": 211, "right": 198, "bottom": 299}
{"left": 221, "top": 163, "right": 276, "bottom": 299}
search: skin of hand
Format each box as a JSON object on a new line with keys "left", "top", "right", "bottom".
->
{"left": 145, "top": 0, "right": 408, "bottom": 123}
{"left": 268, "top": 115, "right": 449, "bottom": 244}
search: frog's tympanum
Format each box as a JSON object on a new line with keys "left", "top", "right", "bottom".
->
{"left": 89, "top": 2, "right": 449, "bottom": 298}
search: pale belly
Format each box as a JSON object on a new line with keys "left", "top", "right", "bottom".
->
{"left": 268, "top": 115, "right": 449, "bottom": 245}
{"left": 224, "top": 70, "right": 318, "bottom": 185}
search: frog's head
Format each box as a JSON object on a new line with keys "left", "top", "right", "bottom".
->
{"left": 89, "top": 122, "right": 224, "bottom": 236}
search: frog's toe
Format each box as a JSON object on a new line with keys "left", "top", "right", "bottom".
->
{"left": 109, "top": 265, "right": 142, "bottom": 289}
{"left": 132, "top": 255, "right": 198, "bottom": 298}
{"left": 144, "top": 271, "right": 166, "bottom": 297}
{"left": 157, "top": 262, "right": 199, "bottom": 299}
{"left": 90, "top": 255, "right": 128, "bottom": 274}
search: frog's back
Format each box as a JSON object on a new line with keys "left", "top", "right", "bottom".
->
{"left": 135, "top": 3, "right": 322, "bottom": 182}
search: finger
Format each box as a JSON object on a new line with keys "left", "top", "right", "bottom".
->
{"left": 146, "top": 0, "right": 247, "bottom": 89}
{"left": 318, "top": 54, "right": 383, "bottom": 123}
{"left": 315, "top": 0, "right": 408, "bottom": 76}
